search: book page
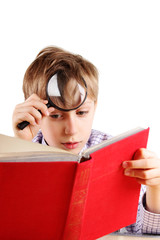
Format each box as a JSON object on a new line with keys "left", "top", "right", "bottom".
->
{"left": 98, "top": 233, "right": 158, "bottom": 240}
{"left": 0, "top": 152, "right": 79, "bottom": 162}
{"left": 0, "top": 134, "right": 77, "bottom": 159}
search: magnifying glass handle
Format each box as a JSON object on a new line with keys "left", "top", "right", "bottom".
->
{"left": 17, "top": 121, "right": 30, "bottom": 130}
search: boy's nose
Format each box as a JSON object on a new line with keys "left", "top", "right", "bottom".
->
{"left": 64, "top": 116, "right": 77, "bottom": 135}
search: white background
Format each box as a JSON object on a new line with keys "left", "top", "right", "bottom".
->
{"left": 0, "top": 0, "right": 160, "bottom": 154}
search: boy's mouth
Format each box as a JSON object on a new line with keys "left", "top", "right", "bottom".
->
{"left": 62, "top": 142, "right": 80, "bottom": 150}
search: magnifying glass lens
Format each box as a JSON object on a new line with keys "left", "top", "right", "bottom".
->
{"left": 47, "top": 74, "right": 87, "bottom": 111}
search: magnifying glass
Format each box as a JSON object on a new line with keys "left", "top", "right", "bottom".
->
{"left": 46, "top": 73, "right": 87, "bottom": 111}
{"left": 17, "top": 73, "right": 88, "bottom": 130}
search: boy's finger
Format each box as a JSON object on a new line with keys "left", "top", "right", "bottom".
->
{"left": 48, "top": 107, "right": 56, "bottom": 114}
{"left": 124, "top": 168, "right": 160, "bottom": 180}
{"left": 15, "top": 112, "right": 37, "bottom": 128}
{"left": 26, "top": 101, "right": 49, "bottom": 117}
{"left": 122, "top": 158, "right": 160, "bottom": 169}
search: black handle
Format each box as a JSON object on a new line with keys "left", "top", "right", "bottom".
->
{"left": 17, "top": 121, "right": 30, "bottom": 130}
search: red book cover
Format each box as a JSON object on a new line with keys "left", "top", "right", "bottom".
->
{"left": 0, "top": 161, "right": 77, "bottom": 240}
{"left": 80, "top": 128, "right": 149, "bottom": 239}
{"left": 0, "top": 127, "right": 149, "bottom": 240}
{"left": 63, "top": 128, "right": 149, "bottom": 240}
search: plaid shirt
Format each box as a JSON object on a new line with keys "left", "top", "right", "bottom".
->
{"left": 33, "top": 129, "right": 160, "bottom": 234}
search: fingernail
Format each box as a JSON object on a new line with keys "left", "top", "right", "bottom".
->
{"left": 124, "top": 169, "right": 131, "bottom": 176}
{"left": 122, "top": 161, "right": 128, "bottom": 168}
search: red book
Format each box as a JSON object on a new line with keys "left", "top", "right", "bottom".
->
{"left": 0, "top": 127, "right": 149, "bottom": 240}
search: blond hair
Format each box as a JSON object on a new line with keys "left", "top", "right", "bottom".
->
{"left": 23, "top": 46, "right": 99, "bottom": 102}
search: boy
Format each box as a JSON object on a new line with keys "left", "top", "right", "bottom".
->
{"left": 12, "top": 46, "right": 160, "bottom": 234}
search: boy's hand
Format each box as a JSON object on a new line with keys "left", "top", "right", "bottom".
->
{"left": 12, "top": 94, "right": 49, "bottom": 141}
{"left": 123, "top": 148, "right": 160, "bottom": 213}
{"left": 123, "top": 148, "right": 160, "bottom": 187}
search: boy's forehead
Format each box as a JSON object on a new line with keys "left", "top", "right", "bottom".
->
{"left": 82, "top": 99, "right": 94, "bottom": 105}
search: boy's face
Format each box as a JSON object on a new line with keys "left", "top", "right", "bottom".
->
{"left": 40, "top": 98, "right": 96, "bottom": 154}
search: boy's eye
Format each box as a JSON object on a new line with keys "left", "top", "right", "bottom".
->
{"left": 50, "top": 113, "right": 62, "bottom": 119}
{"left": 77, "top": 111, "right": 89, "bottom": 116}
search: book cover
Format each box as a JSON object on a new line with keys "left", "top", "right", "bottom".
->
{"left": 0, "top": 127, "right": 149, "bottom": 240}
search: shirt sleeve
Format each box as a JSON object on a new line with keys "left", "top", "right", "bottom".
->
{"left": 142, "top": 193, "right": 160, "bottom": 234}
{"left": 125, "top": 185, "right": 160, "bottom": 234}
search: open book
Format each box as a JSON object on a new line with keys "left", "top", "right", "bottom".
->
{"left": 0, "top": 127, "right": 149, "bottom": 240}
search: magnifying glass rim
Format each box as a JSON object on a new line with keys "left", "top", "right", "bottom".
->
{"left": 46, "top": 75, "right": 88, "bottom": 112}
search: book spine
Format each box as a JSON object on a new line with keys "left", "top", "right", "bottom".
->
{"left": 62, "top": 159, "right": 93, "bottom": 240}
